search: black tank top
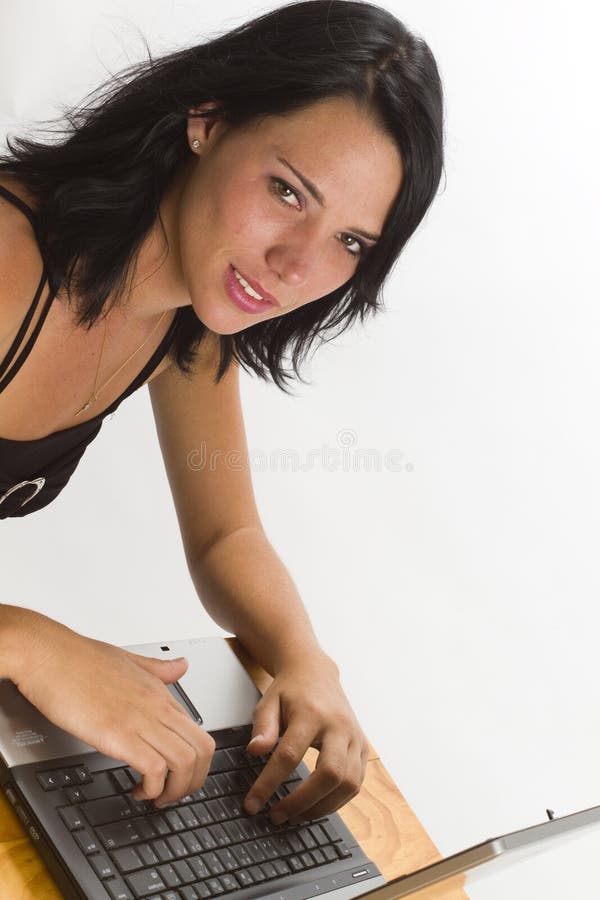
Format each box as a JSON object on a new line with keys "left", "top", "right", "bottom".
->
{"left": 0, "top": 184, "right": 180, "bottom": 519}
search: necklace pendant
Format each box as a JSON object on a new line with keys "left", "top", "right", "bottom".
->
{"left": 74, "top": 399, "right": 93, "bottom": 418}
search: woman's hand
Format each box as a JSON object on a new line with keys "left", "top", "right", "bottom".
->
{"left": 242, "top": 651, "right": 369, "bottom": 824}
{"left": 13, "top": 612, "right": 214, "bottom": 807}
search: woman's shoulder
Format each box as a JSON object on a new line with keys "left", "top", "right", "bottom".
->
{"left": 0, "top": 175, "right": 47, "bottom": 346}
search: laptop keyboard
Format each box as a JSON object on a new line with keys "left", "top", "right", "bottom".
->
{"left": 37, "top": 739, "right": 353, "bottom": 899}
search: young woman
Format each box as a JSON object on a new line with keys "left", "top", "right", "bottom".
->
{"left": 0, "top": 0, "right": 444, "bottom": 825}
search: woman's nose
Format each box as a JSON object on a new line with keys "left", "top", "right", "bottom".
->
{"left": 266, "top": 228, "right": 325, "bottom": 290}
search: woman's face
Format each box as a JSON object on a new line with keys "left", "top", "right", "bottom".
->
{"left": 176, "top": 96, "right": 403, "bottom": 335}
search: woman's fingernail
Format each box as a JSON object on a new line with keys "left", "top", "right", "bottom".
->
{"left": 245, "top": 796, "right": 261, "bottom": 815}
{"left": 247, "top": 734, "right": 263, "bottom": 747}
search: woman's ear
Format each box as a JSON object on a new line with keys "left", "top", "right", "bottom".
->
{"left": 187, "top": 102, "right": 224, "bottom": 154}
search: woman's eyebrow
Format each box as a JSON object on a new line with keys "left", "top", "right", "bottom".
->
{"left": 276, "top": 155, "right": 381, "bottom": 242}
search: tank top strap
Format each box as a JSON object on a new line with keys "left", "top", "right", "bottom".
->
{"left": 0, "top": 183, "right": 57, "bottom": 394}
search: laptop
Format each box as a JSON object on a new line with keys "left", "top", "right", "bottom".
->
{"left": 0, "top": 636, "right": 387, "bottom": 899}
{"left": 1, "top": 636, "right": 599, "bottom": 900}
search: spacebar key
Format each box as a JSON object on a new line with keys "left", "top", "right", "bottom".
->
{"left": 125, "top": 868, "right": 167, "bottom": 896}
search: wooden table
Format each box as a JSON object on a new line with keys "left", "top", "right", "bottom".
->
{"left": 0, "top": 639, "right": 467, "bottom": 898}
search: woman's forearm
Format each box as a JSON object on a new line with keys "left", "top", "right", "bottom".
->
{"left": 188, "top": 527, "right": 334, "bottom": 678}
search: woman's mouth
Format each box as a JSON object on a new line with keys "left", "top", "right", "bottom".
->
{"left": 224, "top": 264, "right": 278, "bottom": 314}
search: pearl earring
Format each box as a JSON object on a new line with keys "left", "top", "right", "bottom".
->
{"left": 192, "top": 139, "right": 200, "bottom": 150}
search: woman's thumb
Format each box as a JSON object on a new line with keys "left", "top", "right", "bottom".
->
{"left": 129, "top": 653, "right": 188, "bottom": 683}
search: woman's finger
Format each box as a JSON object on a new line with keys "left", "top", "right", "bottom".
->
{"left": 288, "top": 737, "right": 366, "bottom": 823}
{"left": 268, "top": 730, "right": 351, "bottom": 824}
{"left": 244, "top": 718, "right": 318, "bottom": 815}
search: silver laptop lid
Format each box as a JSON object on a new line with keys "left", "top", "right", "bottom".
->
{"left": 356, "top": 803, "right": 600, "bottom": 897}
{"left": 0, "top": 636, "right": 261, "bottom": 768}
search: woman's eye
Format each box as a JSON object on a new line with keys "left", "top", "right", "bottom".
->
{"left": 339, "top": 234, "right": 365, "bottom": 258}
{"left": 269, "top": 177, "right": 301, "bottom": 209}
{"left": 269, "top": 177, "right": 366, "bottom": 260}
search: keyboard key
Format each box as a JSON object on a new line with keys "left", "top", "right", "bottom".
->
{"left": 97, "top": 819, "right": 144, "bottom": 850}
{"left": 321, "top": 844, "right": 338, "bottom": 862}
{"left": 235, "top": 869, "right": 255, "bottom": 887}
{"left": 274, "top": 858, "right": 292, "bottom": 876}
{"left": 57, "top": 768, "right": 79, "bottom": 787}
{"left": 124, "top": 867, "right": 166, "bottom": 896}
{"left": 187, "top": 855, "right": 211, "bottom": 880}
{"left": 205, "top": 799, "right": 228, "bottom": 822}
{"left": 111, "top": 768, "right": 134, "bottom": 792}
{"left": 257, "top": 836, "right": 281, "bottom": 860}
{"left": 172, "top": 858, "right": 195, "bottom": 883}
{"left": 111, "top": 846, "right": 144, "bottom": 874}
{"left": 270, "top": 834, "right": 293, "bottom": 855}
{"left": 166, "top": 834, "right": 187, "bottom": 858}
{"left": 80, "top": 772, "right": 119, "bottom": 800}
{"left": 138, "top": 843, "right": 160, "bottom": 866}
{"left": 298, "top": 826, "right": 316, "bottom": 849}
{"left": 230, "top": 843, "right": 253, "bottom": 868}
{"left": 202, "top": 851, "right": 225, "bottom": 875}
{"left": 213, "top": 774, "right": 230, "bottom": 796}
{"left": 246, "top": 840, "right": 267, "bottom": 863}
{"left": 218, "top": 794, "right": 242, "bottom": 818}
{"left": 81, "top": 795, "right": 132, "bottom": 826}
{"left": 181, "top": 831, "right": 203, "bottom": 855}
{"left": 237, "top": 818, "right": 260, "bottom": 840}
{"left": 74, "top": 828, "right": 100, "bottom": 854}
{"left": 309, "top": 824, "right": 329, "bottom": 846}
{"left": 219, "top": 873, "right": 238, "bottom": 891}
{"left": 248, "top": 865, "right": 266, "bottom": 882}
{"left": 288, "top": 855, "right": 303, "bottom": 872}
{"left": 36, "top": 771, "right": 61, "bottom": 790}
{"left": 215, "top": 847, "right": 237, "bottom": 871}
{"left": 192, "top": 884, "right": 212, "bottom": 899}
{"left": 65, "top": 787, "right": 86, "bottom": 804}
{"left": 178, "top": 806, "right": 200, "bottom": 829}
{"left": 189, "top": 802, "right": 213, "bottom": 827}
{"left": 261, "top": 861, "right": 278, "bottom": 879}
{"left": 74, "top": 765, "right": 93, "bottom": 784}
{"left": 89, "top": 852, "right": 117, "bottom": 879}
{"left": 157, "top": 862, "right": 181, "bottom": 888}
{"left": 193, "top": 828, "right": 217, "bottom": 851}
{"left": 222, "top": 820, "right": 244, "bottom": 844}
{"left": 137, "top": 818, "right": 158, "bottom": 841}
{"left": 180, "top": 887, "right": 200, "bottom": 900}
{"left": 105, "top": 877, "right": 135, "bottom": 900}
{"left": 320, "top": 821, "right": 342, "bottom": 843}
{"left": 202, "top": 777, "right": 220, "bottom": 800}
{"left": 151, "top": 839, "right": 174, "bottom": 862}
{"left": 206, "top": 878, "right": 225, "bottom": 895}
{"left": 287, "top": 832, "right": 304, "bottom": 854}
{"left": 58, "top": 805, "right": 84, "bottom": 830}
{"left": 336, "top": 841, "right": 352, "bottom": 858}
{"left": 149, "top": 814, "right": 170, "bottom": 836}
{"left": 162, "top": 893, "right": 180, "bottom": 900}
{"left": 164, "top": 809, "right": 186, "bottom": 831}
{"left": 208, "top": 824, "right": 229, "bottom": 847}
{"left": 208, "top": 749, "right": 230, "bottom": 773}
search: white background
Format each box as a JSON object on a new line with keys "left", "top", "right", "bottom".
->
{"left": 1, "top": 1, "right": 599, "bottom": 897}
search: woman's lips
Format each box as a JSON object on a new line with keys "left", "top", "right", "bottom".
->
{"left": 224, "top": 264, "right": 278, "bottom": 314}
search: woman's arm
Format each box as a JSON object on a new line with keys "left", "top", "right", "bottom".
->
{"left": 149, "top": 340, "right": 369, "bottom": 823}
{"left": 187, "top": 525, "right": 327, "bottom": 677}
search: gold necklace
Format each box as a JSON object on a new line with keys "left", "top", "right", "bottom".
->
{"left": 74, "top": 309, "right": 168, "bottom": 418}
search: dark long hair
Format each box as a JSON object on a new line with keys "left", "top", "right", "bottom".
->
{"left": 0, "top": 0, "right": 445, "bottom": 392}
